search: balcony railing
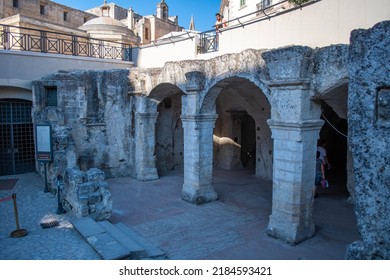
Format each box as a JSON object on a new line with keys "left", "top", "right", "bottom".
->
{"left": 0, "top": 24, "right": 132, "bottom": 61}
{"left": 199, "top": 32, "right": 219, "bottom": 54}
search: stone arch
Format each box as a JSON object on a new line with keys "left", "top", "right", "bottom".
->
{"left": 148, "top": 82, "right": 184, "bottom": 103}
{"left": 310, "top": 45, "right": 352, "bottom": 200}
{"left": 148, "top": 83, "right": 185, "bottom": 176}
{"left": 200, "top": 74, "right": 270, "bottom": 115}
{"left": 315, "top": 81, "right": 353, "bottom": 201}
{"left": 0, "top": 86, "right": 32, "bottom": 101}
{"left": 201, "top": 75, "right": 272, "bottom": 179}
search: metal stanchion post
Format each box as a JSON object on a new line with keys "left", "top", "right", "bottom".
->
{"left": 43, "top": 162, "right": 49, "bottom": 193}
{"left": 10, "top": 193, "right": 28, "bottom": 238}
{"left": 56, "top": 175, "right": 65, "bottom": 214}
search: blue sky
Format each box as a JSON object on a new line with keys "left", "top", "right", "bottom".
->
{"left": 54, "top": 0, "right": 221, "bottom": 32}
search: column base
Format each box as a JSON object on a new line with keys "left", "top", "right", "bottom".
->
{"left": 181, "top": 185, "right": 218, "bottom": 204}
{"left": 266, "top": 215, "right": 315, "bottom": 245}
{"left": 135, "top": 168, "right": 159, "bottom": 181}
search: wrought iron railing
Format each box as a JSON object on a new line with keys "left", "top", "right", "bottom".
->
{"left": 199, "top": 32, "right": 219, "bottom": 54}
{"left": 0, "top": 24, "right": 132, "bottom": 61}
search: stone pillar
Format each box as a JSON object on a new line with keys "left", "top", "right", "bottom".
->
{"left": 262, "top": 46, "right": 325, "bottom": 244}
{"left": 134, "top": 111, "right": 159, "bottom": 181}
{"left": 180, "top": 70, "right": 218, "bottom": 203}
{"left": 267, "top": 119, "right": 323, "bottom": 244}
{"left": 181, "top": 114, "right": 218, "bottom": 203}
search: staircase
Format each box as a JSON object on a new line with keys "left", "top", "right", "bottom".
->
{"left": 72, "top": 218, "right": 167, "bottom": 260}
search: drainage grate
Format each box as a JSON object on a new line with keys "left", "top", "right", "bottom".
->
{"left": 40, "top": 220, "right": 59, "bottom": 229}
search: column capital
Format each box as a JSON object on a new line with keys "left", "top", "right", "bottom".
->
{"left": 135, "top": 112, "right": 159, "bottom": 126}
{"left": 267, "top": 119, "right": 324, "bottom": 142}
{"left": 262, "top": 46, "right": 313, "bottom": 82}
{"left": 267, "top": 119, "right": 324, "bottom": 130}
{"left": 267, "top": 79, "right": 311, "bottom": 90}
{"left": 185, "top": 71, "right": 205, "bottom": 93}
{"left": 135, "top": 112, "right": 159, "bottom": 119}
{"left": 181, "top": 114, "right": 218, "bottom": 123}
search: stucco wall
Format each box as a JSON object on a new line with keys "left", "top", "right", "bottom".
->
{"left": 0, "top": 50, "right": 133, "bottom": 90}
{"left": 218, "top": 0, "right": 390, "bottom": 55}
{"left": 134, "top": 37, "right": 199, "bottom": 68}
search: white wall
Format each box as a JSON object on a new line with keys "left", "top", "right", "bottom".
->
{"left": 228, "top": 0, "right": 266, "bottom": 20}
{"left": 135, "top": 0, "right": 390, "bottom": 67}
{"left": 0, "top": 50, "right": 133, "bottom": 90}
{"left": 134, "top": 37, "right": 199, "bottom": 68}
{"left": 216, "top": 0, "right": 390, "bottom": 55}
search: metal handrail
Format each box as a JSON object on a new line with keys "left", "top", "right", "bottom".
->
{"left": 199, "top": 0, "right": 320, "bottom": 54}
{"left": 0, "top": 23, "right": 133, "bottom": 61}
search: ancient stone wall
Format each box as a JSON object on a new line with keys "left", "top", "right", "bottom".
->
{"left": 346, "top": 21, "right": 390, "bottom": 260}
{"left": 30, "top": 30, "right": 390, "bottom": 253}
{"left": 63, "top": 168, "right": 112, "bottom": 221}
{"left": 32, "top": 69, "right": 135, "bottom": 180}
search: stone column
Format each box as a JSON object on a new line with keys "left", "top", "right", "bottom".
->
{"left": 267, "top": 119, "right": 323, "bottom": 244}
{"left": 134, "top": 112, "right": 159, "bottom": 181}
{"left": 181, "top": 114, "right": 218, "bottom": 203}
{"left": 262, "top": 46, "right": 326, "bottom": 244}
{"left": 180, "top": 70, "right": 218, "bottom": 203}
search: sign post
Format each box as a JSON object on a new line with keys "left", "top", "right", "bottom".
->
{"left": 35, "top": 125, "right": 52, "bottom": 193}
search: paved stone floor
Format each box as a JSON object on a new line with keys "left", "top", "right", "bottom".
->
{"left": 0, "top": 168, "right": 359, "bottom": 260}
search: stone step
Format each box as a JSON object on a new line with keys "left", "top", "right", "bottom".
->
{"left": 97, "top": 220, "right": 147, "bottom": 259}
{"left": 115, "top": 222, "right": 167, "bottom": 259}
{"left": 72, "top": 218, "right": 131, "bottom": 260}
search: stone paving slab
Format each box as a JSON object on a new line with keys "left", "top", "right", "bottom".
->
{"left": 72, "top": 218, "right": 131, "bottom": 260}
{"left": 116, "top": 223, "right": 166, "bottom": 259}
{"left": 98, "top": 220, "right": 147, "bottom": 259}
{"left": 0, "top": 170, "right": 360, "bottom": 260}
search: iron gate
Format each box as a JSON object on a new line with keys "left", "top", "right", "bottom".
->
{"left": 0, "top": 99, "right": 35, "bottom": 175}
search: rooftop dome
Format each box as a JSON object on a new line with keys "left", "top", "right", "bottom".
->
{"left": 81, "top": 16, "right": 126, "bottom": 28}
{"left": 79, "top": 16, "right": 137, "bottom": 44}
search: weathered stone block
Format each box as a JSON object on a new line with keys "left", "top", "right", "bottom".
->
{"left": 86, "top": 168, "right": 105, "bottom": 182}
{"left": 98, "top": 181, "right": 109, "bottom": 191}
{"left": 78, "top": 205, "right": 90, "bottom": 217}
{"left": 62, "top": 167, "right": 112, "bottom": 221}
{"left": 88, "top": 193, "right": 102, "bottom": 204}
{"left": 77, "top": 182, "right": 94, "bottom": 197}
{"left": 78, "top": 195, "right": 89, "bottom": 206}
{"left": 89, "top": 204, "right": 96, "bottom": 214}
{"left": 68, "top": 169, "right": 84, "bottom": 184}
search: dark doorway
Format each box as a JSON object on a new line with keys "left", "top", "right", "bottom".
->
{"left": 0, "top": 99, "right": 35, "bottom": 175}
{"left": 318, "top": 102, "right": 348, "bottom": 196}
{"left": 241, "top": 113, "right": 256, "bottom": 169}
